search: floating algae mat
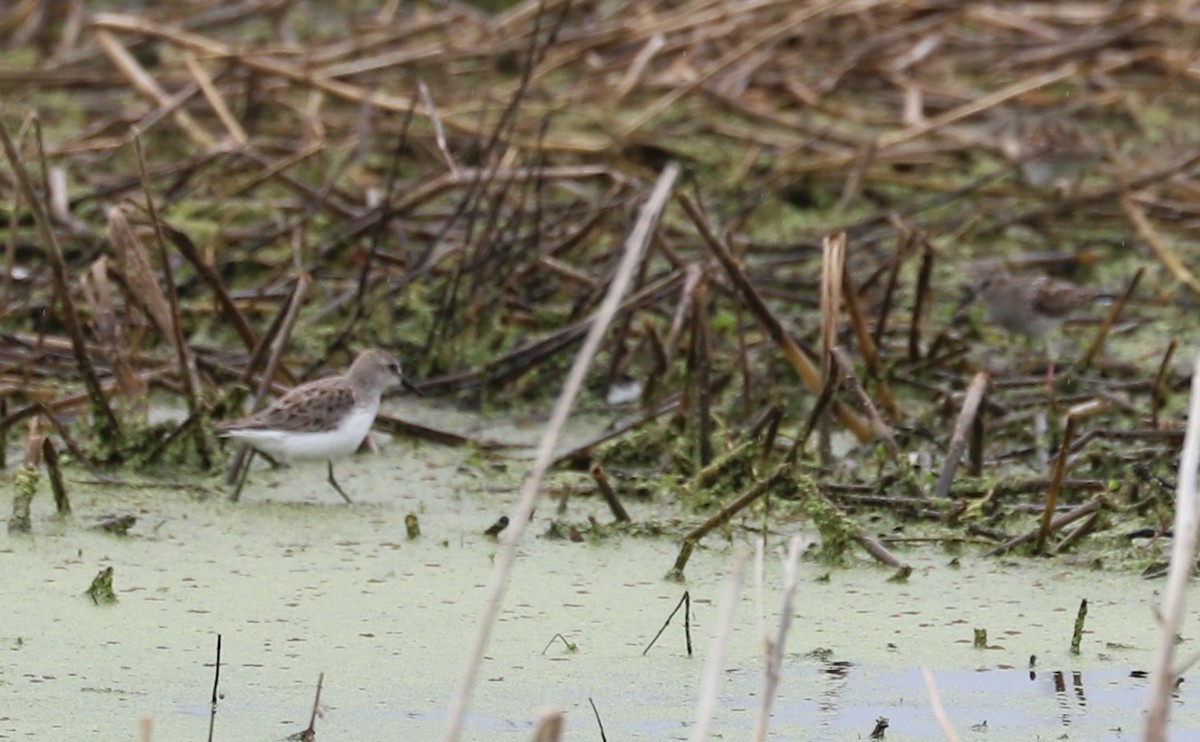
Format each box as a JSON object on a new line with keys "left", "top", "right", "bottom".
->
{"left": 2, "top": 408, "right": 1194, "bottom": 741}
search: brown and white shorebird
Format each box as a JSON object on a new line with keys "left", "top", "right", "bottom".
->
{"left": 969, "top": 271, "right": 1101, "bottom": 339}
{"left": 999, "top": 115, "right": 1099, "bottom": 190}
{"left": 216, "top": 349, "right": 404, "bottom": 503}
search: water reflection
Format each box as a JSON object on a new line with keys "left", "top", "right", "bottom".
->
{"left": 717, "top": 661, "right": 1196, "bottom": 740}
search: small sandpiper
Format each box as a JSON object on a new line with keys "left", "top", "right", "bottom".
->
{"left": 216, "top": 349, "right": 404, "bottom": 503}
{"left": 970, "top": 271, "right": 1101, "bottom": 339}
{"left": 998, "top": 114, "right": 1098, "bottom": 190}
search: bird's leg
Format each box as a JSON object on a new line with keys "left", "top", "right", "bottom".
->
{"left": 327, "top": 461, "right": 354, "bottom": 504}
{"left": 230, "top": 448, "right": 255, "bottom": 503}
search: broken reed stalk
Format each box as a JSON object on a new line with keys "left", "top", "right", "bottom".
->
{"left": 679, "top": 194, "right": 871, "bottom": 442}
{"left": 8, "top": 418, "right": 43, "bottom": 534}
{"left": 1050, "top": 511, "right": 1101, "bottom": 555}
{"left": 1069, "top": 598, "right": 1088, "bottom": 655}
{"left": 752, "top": 535, "right": 807, "bottom": 742}
{"left": 670, "top": 466, "right": 791, "bottom": 578}
{"left": 1145, "top": 353, "right": 1200, "bottom": 742}
{"left": 531, "top": 708, "right": 564, "bottom": 742}
{"left": 299, "top": 671, "right": 324, "bottom": 742}
{"left": 1079, "top": 266, "right": 1143, "bottom": 369}
{"left": 968, "top": 395, "right": 985, "bottom": 476}
{"left": 819, "top": 232, "right": 844, "bottom": 376}
{"left": 852, "top": 531, "right": 906, "bottom": 568}
{"left": 590, "top": 464, "right": 630, "bottom": 522}
{"left": 225, "top": 274, "right": 311, "bottom": 494}
{"left": 207, "top": 634, "right": 221, "bottom": 742}
{"left": 42, "top": 437, "right": 68, "bottom": 515}
{"left": 934, "top": 372, "right": 990, "bottom": 499}
{"left": 1036, "top": 415, "right": 1078, "bottom": 553}
{"left": 691, "top": 545, "right": 748, "bottom": 742}
{"left": 0, "top": 113, "right": 121, "bottom": 444}
{"left": 445, "top": 163, "right": 680, "bottom": 742}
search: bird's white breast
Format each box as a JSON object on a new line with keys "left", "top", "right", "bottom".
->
{"left": 224, "top": 400, "right": 380, "bottom": 462}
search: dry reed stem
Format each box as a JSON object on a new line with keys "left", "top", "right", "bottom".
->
{"left": 591, "top": 464, "right": 631, "bottom": 522}
{"left": 852, "top": 530, "right": 906, "bottom": 568}
{"left": 752, "top": 534, "right": 807, "bottom": 742}
{"left": 531, "top": 708, "right": 564, "bottom": 742}
{"left": 691, "top": 277, "right": 713, "bottom": 466}
{"left": 1120, "top": 196, "right": 1200, "bottom": 296}
{"left": 93, "top": 29, "right": 215, "bottom": 148}
{"left": 879, "top": 63, "right": 1079, "bottom": 149}
{"left": 841, "top": 259, "right": 899, "bottom": 418}
{"left": 133, "top": 133, "right": 203, "bottom": 417}
{"left": 82, "top": 256, "right": 145, "bottom": 406}
{"left": 182, "top": 53, "right": 248, "bottom": 146}
{"left": 1036, "top": 415, "right": 1077, "bottom": 553}
{"left": 934, "top": 372, "right": 989, "bottom": 500}
{"left": 1079, "top": 266, "right": 1143, "bottom": 369}
{"left": 819, "top": 232, "right": 844, "bottom": 377}
{"left": 672, "top": 467, "right": 790, "bottom": 577}
{"left": 1145, "top": 353, "right": 1200, "bottom": 741}
{"left": 921, "top": 668, "right": 961, "bottom": 742}
{"left": 42, "top": 436, "right": 68, "bottom": 515}
{"left": 445, "top": 163, "right": 680, "bottom": 741}
{"left": 1151, "top": 341, "right": 1178, "bottom": 429}
{"left": 157, "top": 223, "right": 267, "bottom": 363}
{"left": 831, "top": 346, "right": 899, "bottom": 460}
{"left": 691, "top": 544, "right": 749, "bottom": 742}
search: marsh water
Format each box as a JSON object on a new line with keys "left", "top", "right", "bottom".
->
{"left": 2, "top": 399, "right": 1194, "bottom": 741}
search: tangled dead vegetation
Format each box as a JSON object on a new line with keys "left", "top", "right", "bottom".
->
{"left": 0, "top": 1, "right": 1196, "bottom": 565}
